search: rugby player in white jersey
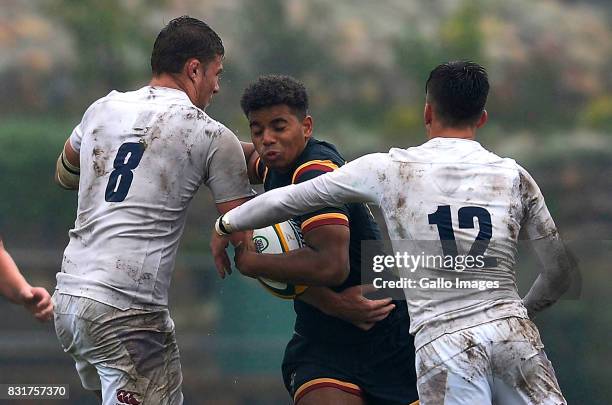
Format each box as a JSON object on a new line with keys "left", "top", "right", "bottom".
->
{"left": 212, "top": 61, "right": 574, "bottom": 404}
{"left": 53, "top": 16, "right": 254, "bottom": 405}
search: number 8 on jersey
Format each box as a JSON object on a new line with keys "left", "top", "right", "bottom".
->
{"left": 105, "top": 142, "right": 145, "bottom": 202}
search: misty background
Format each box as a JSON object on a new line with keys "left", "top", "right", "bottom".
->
{"left": 0, "top": 0, "right": 610, "bottom": 403}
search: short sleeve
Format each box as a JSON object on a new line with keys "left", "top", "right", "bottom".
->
{"left": 518, "top": 166, "right": 558, "bottom": 240}
{"left": 292, "top": 160, "right": 349, "bottom": 234}
{"left": 205, "top": 126, "right": 256, "bottom": 203}
{"left": 69, "top": 123, "right": 84, "bottom": 152}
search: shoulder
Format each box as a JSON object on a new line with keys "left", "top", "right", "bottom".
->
{"left": 190, "top": 112, "right": 237, "bottom": 143}
{"left": 292, "top": 139, "right": 344, "bottom": 184}
{"left": 81, "top": 90, "right": 120, "bottom": 120}
{"left": 515, "top": 163, "right": 543, "bottom": 200}
{"left": 300, "top": 138, "right": 344, "bottom": 163}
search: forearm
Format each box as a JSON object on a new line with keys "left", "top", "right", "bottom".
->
{"left": 0, "top": 250, "right": 30, "bottom": 304}
{"left": 522, "top": 237, "right": 573, "bottom": 316}
{"left": 298, "top": 286, "right": 340, "bottom": 315}
{"left": 523, "top": 275, "right": 566, "bottom": 316}
{"left": 298, "top": 284, "right": 397, "bottom": 330}
{"left": 225, "top": 166, "right": 374, "bottom": 232}
{"left": 247, "top": 247, "right": 347, "bottom": 286}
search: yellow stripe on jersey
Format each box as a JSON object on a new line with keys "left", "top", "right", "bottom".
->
{"left": 300, "top": 213, "right": 349, "bottom": 233}
{"left": 294, "top": 378, "right": 362, "bottom": 402}
{"left": 256, "top": 156, "right": 270, "bottom": 183}
{"left": 254, "top": 156, "right": 262, "bottom": 181}
{"left": 291, "top": 159, "right": 339, "bottom": 184}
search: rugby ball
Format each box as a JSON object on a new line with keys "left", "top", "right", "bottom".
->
{"left": 252, "top": 220, "right": 308, "bottom": 299}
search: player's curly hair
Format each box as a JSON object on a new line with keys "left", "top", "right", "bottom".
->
{"left": 240, "top": 75, "right": 309, "bottom": 118}
{"left": 151, "top": 16, "right": 224, "bottom": 75}
{"left": 426, "top": 61, "right": 489, "bottom": 128}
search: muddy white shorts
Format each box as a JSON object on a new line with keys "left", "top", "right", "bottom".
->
{"left": 53, "top": 293, "right": 183, "bottom": 405}
{"left": 415, "top": 317, "right": 565, "bottom": 405}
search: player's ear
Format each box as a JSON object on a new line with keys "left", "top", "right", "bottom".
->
{"left": 185, "top": 58, "right": 200, "bottom": 83}
{"left": 424, "top": 103, "right": 433, "bottom": 126}
{"left": 476, "top": 110, "right": 488, "bottom": 129}
{"left": 302, "top": 115, "right": 313, "bottom": 139}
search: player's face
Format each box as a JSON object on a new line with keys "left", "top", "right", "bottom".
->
{"left": 195, "top": 54, "right": 223, "bottom": 109}
{"left": 249, "top": 105, "right": 313, "bottom": 171}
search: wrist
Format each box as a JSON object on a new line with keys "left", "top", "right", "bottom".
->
{"left": 240, "top": 254, "right": 257, "bottom": 277}
{"left": 319, "top": 290, "right": 341, "bottom": 316}
{"left": 14, "top": 284, "right": 32, "bottom": 304}
{"left": 214, "top": 214, "right": 233, "bottom": 236}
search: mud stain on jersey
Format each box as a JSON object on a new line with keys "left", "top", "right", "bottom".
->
{"left": 397, "top": 195, "right": 406, "bottom": 209}
{"left": 160, "top": 173, "right": 169, "bottom": 194}
{"left": 390, "top": 212, "right": 408, "bottom": 239}
{"left": 77, "top": 211, "right": 88, "bottom": 227}
{"left": 92, "top": 147, "right": 109, "bottom": 177}
{"left": 187, "top": 147, "right": 193, "bottom": 164}
{"left": 159, "top": 169, "right": 171, "bottom": 195}
{"left": 398, "top": 163, "right": 413, "bottom": 182}
{"left": 519, "top": 171, "right": 560, "bottom": 239}
{"left": 116, "top": 259, "right": 141, "bottom": 282}
{"left": 133, "top": 111, "right": 155, "bottom": 133}
{"left": 505, "top": 174, "right": 523, "bottom": 239}
{"left": 147, "top": 110, "right": 176, "bottom": 145}
{"left": 180, "top": 129, "right": 195, "bottom": 161}
{"left": 182, "top": 106, "right": 205, "bottom": 122}
{"left": 148, "top": 125, "right": 162, "bottom": 145}
{"left": 536, "top": 221, "right": 558, "bottom": 240}
{"left": 519, "top": 171, "right": 537, "bottom": 217}
{"left": 507, "top": 221, "right": 518, "bottom": 240}
{"left": 147, "top": 87, "right": 156, "bottom": 100}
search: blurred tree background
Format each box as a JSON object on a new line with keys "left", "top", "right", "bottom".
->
{"left": 0, "top": 0, "right": 610, "bottom": 403}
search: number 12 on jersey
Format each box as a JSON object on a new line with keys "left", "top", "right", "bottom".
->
{"left": 428, "top": 205, "right": 498, "bottom": 267}
{"left": 104, "top": 142, "right": 145, "bottom": 202}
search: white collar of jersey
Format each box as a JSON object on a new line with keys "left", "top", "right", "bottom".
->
{"left": 142, "top": 86, "right": 192, "bottom": 102}
{"left": 424, "top": 137, "right": 483, "bottom": 150}
{"left": 426, "top": 137, "right": 480, "bottom": 145}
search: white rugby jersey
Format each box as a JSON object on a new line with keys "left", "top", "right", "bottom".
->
{"left": 57, "top": 86, "right": 255, "bottom": 310}
{"left": 224, "top": 138, "right": 560, "bottom": 348}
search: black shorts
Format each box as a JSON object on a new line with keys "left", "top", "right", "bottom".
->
{"left": 281, "top": 319, "right": 418, "bottom": 405}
